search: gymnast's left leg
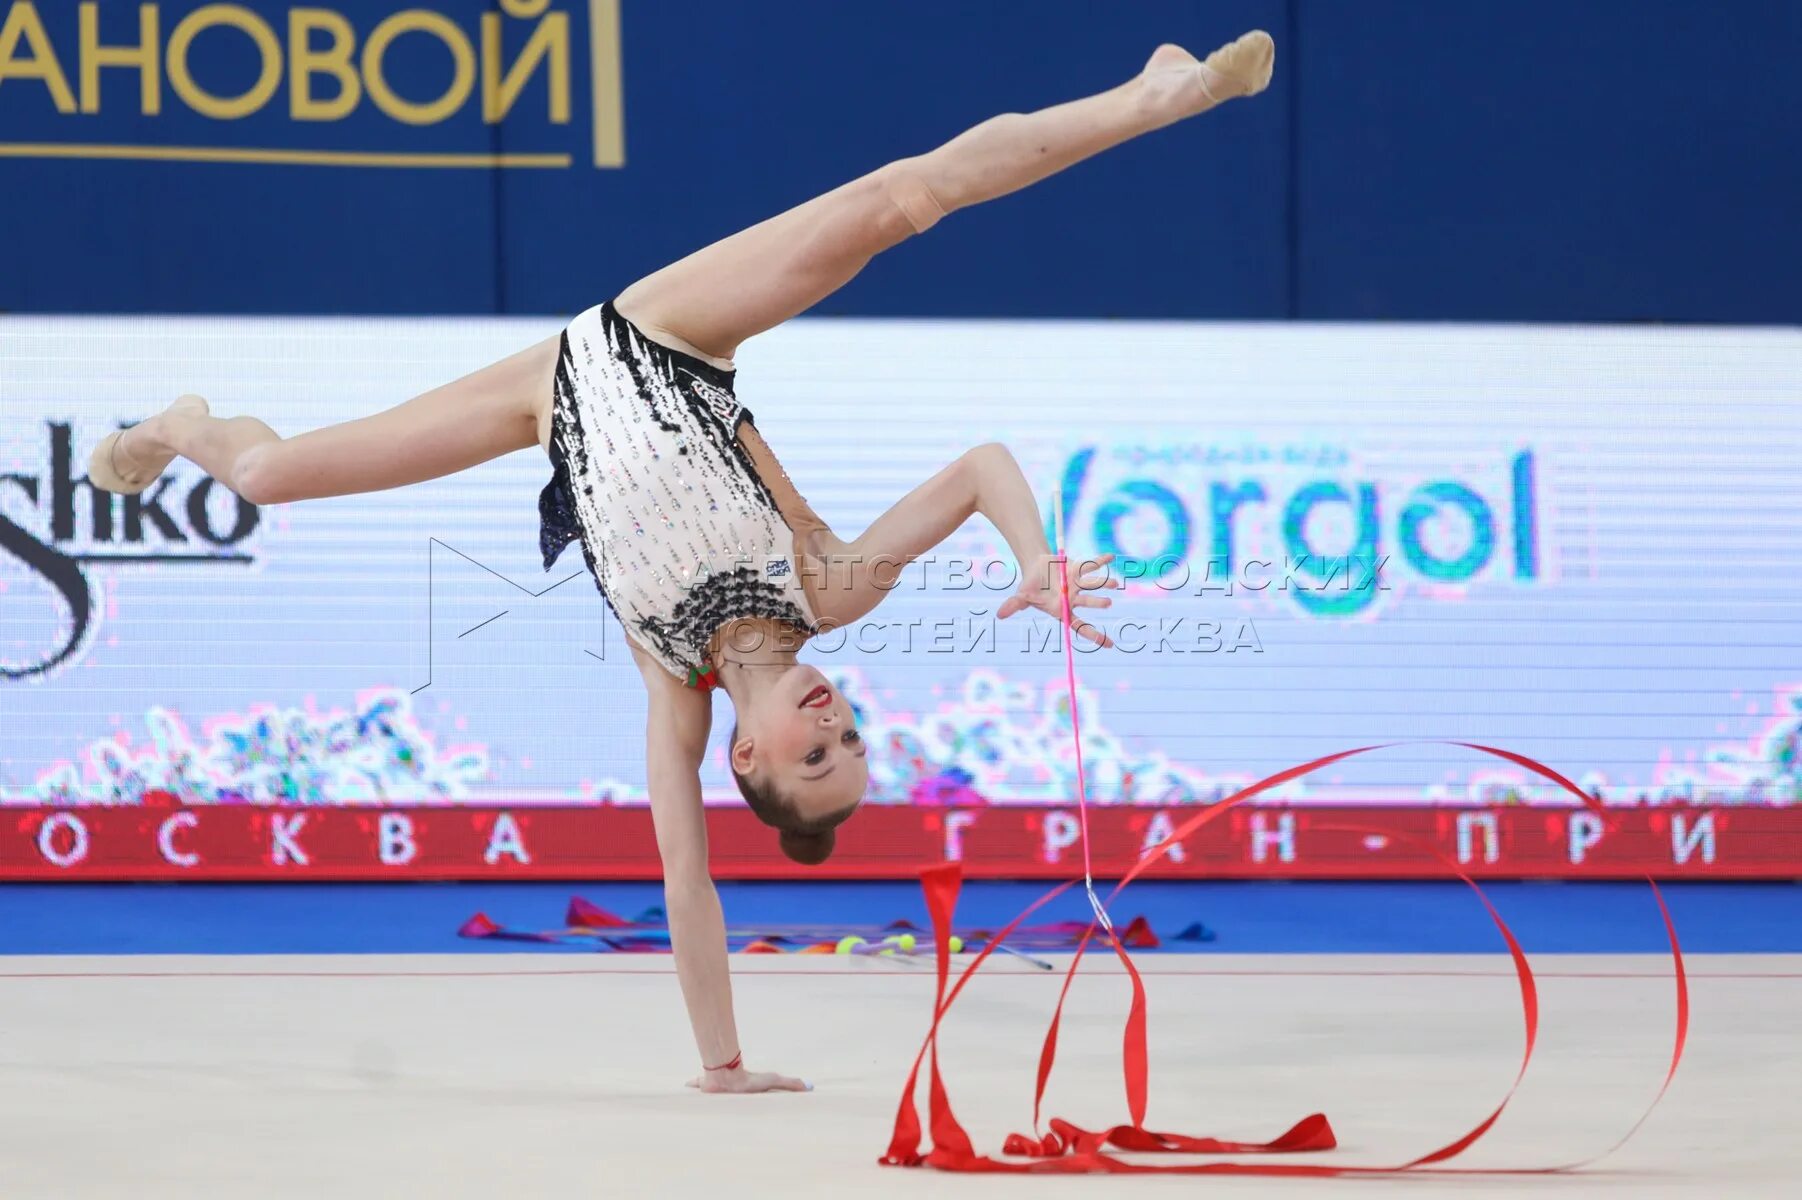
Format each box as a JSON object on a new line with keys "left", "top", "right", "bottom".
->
{"left": 86, "top": 336, "right": 558, "bottom": 503}
{"left": 614, "top": 31, "right": 1275, "bottom": 361}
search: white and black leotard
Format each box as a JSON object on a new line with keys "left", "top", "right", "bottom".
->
{"left": 538, "top": 301, "right": 826, "bottom": 679}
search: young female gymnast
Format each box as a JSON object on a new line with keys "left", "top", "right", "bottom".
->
{"left": 88, "top": 32, "right": 1274, "bottom": 1094}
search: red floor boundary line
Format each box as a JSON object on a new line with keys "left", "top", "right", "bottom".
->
{"left": 0, "top": 967, "right": 1795, "bottom": 981}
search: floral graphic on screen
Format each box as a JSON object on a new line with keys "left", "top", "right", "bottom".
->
{"left": 7, "top": 677, "right": 1797, "bottom": 809}
{"left": 826, "top": 666, "right": 1260, "bottom": 806}
{"left": 1691, "top": 689, "right": 1802, "bottom": 806}
{"left": 1450, "top": 687, "right": 1801, "bottom": 808}
{"left": 1, "top": 690, "right": 489, "bottom": 805}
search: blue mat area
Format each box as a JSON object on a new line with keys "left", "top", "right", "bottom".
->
{"left": 1, "top": 881, "right": 1797, "bottom": 956}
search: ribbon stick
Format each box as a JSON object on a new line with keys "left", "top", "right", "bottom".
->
{"left": 1051, "top": 496, "right": 1111, "bottom": 934}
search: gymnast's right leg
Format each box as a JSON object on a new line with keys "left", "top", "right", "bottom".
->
{"left": 88, "top": 335, "right": 560, "bottom": 503}
{"left": 614, "top": 31, "right": 1275, "bottom": 362}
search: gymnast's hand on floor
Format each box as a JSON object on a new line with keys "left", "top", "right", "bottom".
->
{"left": 686, "top": 1065, "right": 813, "bottom": 1094}
{"left": 997, "top": 551, "right": 1121, "bottom": 647}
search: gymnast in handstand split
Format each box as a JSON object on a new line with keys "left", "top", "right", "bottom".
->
{"left": 90, "top": 31, "right": 1275, "bottom": 1093}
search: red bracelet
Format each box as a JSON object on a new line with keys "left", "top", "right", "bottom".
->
{"left": 704, "top": 1051, "right": 743, "bottom": 1072}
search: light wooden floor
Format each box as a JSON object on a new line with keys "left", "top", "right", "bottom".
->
{"left": 1, "top": 954, "right": 1795, "bottom": 1198}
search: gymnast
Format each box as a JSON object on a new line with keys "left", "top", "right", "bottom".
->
{"left": 89, "top": 32, "right": 1274, "bottom": 1093}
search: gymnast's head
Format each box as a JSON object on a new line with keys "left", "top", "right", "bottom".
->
{"left": 728, "top": 664, "right": 867, "bottom": 865}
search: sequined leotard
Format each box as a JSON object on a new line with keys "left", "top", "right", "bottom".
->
{"left": 538, "top": 301, "right": 830, "bottom": 680}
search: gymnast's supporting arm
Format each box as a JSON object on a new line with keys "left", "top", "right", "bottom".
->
{"left": 807, "top": 442, "right": 1119, "bottom": 643}
{"left": 634, "top": 641, "right": 809, "bottom": 1095}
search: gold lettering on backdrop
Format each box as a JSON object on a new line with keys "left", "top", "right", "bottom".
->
{"left": 80, "top": 3, "right": 160, "bottom": 115}
{"left": 481, "top": 9, "right": 568, "bottom": 124}
{"left": 0, "top": 1, "right": 77, "bottom": 113}
{"left": 0, "top": 0, "right": 622, "bottom": 167}
{"left": 588, "top": 0, "right": 621, "bottom": 167}
{"left": 288, "top": 8, "right": 359, "bottom": 121}
{"left": 167, "top": 4, "right": 282, "bottom": 120}
{"left": 361, "top": 9, "right": 474, "bottom": 126}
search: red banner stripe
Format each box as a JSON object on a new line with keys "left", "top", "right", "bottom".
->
{"left": 2, "top": 801, "right": 1792, "bottom": 880}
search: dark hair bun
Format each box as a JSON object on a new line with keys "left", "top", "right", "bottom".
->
{"left": 779, "top": 827, "right": 835, "bottom": 866}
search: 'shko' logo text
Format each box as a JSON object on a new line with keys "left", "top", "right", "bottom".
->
{"left": 1, "top": 422, "right": 261, "bottom": 680}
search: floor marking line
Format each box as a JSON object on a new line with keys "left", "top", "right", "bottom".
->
{"left": 0, "top": 967, "right": 1793, "bottom": 981}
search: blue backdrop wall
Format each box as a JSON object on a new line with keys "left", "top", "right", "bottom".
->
{"left": 2, "top": 0, "right": 1796, "bottom": 322}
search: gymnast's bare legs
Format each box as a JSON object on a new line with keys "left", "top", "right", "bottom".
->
{"left": 92, "top": 34, "right": 1274, "bottom": 498}
{"left": 89, "top": 32, "right": 1275, "bottom": 1096}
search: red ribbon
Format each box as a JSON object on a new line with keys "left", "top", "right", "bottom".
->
{"left": 879, "top": 741, "right": 1689, "bottom": 1178}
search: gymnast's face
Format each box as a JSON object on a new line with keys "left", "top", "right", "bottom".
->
{"left": 735, "top": 664, "right": 868, "bottom": 822}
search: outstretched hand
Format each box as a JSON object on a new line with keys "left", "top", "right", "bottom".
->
{"left": 997, "top": 551, "right": 1122, "bottom": 648}
{"left": 686, "top": 1065, "right": 813, "bottom": 1094}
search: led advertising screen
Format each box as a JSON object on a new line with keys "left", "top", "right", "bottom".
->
{"left": 4, "top": 317, "right": 1799, "bottom": 877}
